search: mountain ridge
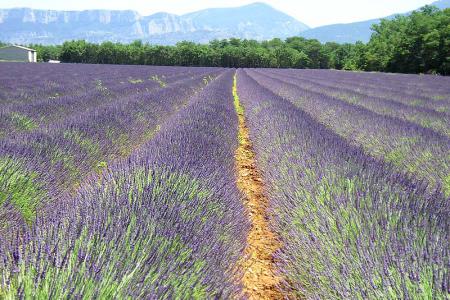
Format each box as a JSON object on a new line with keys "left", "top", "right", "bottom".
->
{"left": 300, "top": 0, "right": 450, "bottom": 43}
{"left": 0, "top": 3, "right": 309, "bottom": 45}
{"left": 0, "top": 0, "right": 449, "bottom": 45}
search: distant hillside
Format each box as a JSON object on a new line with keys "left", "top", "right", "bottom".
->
{"left": 300, "top": 18, "right": 382, "bottom": 44}
{"left": 182, "top": 3, "right": 308, "bottom": 40}
{"left": 300, "top": 0, "right": 450, "bottom": 43}
{"left": 0, "top": 2, "right": 309, "bottom": 45}
{"left": 1, "top": 0, "right": 448, "bottom": 45}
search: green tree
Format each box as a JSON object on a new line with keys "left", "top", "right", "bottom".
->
{"left": 60, "top": 40, "right": 89, "bottom": 63}
{"left": 366, "top": 6, "right": 449, "bottom": 74}
{"left": 33, "top": 6, "right": 448, "bottom": 75}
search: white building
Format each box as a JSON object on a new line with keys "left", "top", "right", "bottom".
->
{"left": 0, "top": 45, "right": 37, "bottom": 62}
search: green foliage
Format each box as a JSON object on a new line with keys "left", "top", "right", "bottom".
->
{"left": 444, "top": 174, "right": 450, "bottom": 197}
{"left": 28, "top": 44, "right": 62, "bottom": 62}
{"left": 150, "top": 75, "right": 167, "bottom": 87}
{"left": 385, "top": 148, "right": 407, "bottom": 166}
{"left": 365, "top": 6, "right": 450, "bottom": 74}
{"left": 0, "top": 157, "right": 44, "bottom": 223}
{"left": 1, "top": 168, "right": 218, "bottom": 298}
{"left": 37, "top": 37, "right": 338, "bottom": 69}
{"left": 17, "top": 5, "right": 448, "bottom": 74}
{"left": 128, "top": 78, "right": 144, "bottom": 84}
{"left": 63, "top": 130, "right": 101, "bottom": 157}
{"left": 9, "top": 112, "right": 37, "bottom": 131}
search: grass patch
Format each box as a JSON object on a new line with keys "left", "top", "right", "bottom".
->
{"left": 432, "top": 95, "right": 446, "bottom": 101}
{"left": 232, "top": 74, "right": 244, "bottom": 116}
{"left": 10, "top": 112, "right": 37, "bottom": 131}
{"left": 1, "top": 167, "right": 219, "bottom": 298}
{"left": 385, "top": 148, "right": 407, "bottom": 166}
{"left": 0, "top": 157, "right": 44, "bottom": 223}
{"left": 410, "top": 99, "right": 424, "bottom": 106}
{"left": 128, "top": 78, "right": 144, "bottom": 84}
{"left": 64, "top": 130, "right": 101, "bottom": 157}
{"left": 443, "top": 174, "right": 450, "bottom": 197}
{"left": 150, "top": 75, "right": 166, "bottom": 87}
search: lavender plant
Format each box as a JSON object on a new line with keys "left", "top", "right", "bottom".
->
{"left": 0, "top": 69, "right": 248, "bottom": 298}
{"left": 246, "top": 69, "right": 450, "bottom": 195}
{"left": 260, "top": 69, "right": 450, "bottom": 136}
{"left": 236, "top": 69, "right": 448, "bottom": 299}
{"left": 1, "top": 62, "right": 448, "bottom": 299}
{"left": 0, "top": 64, "right": 224, "bottom": 230}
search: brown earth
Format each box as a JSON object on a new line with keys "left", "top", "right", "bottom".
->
{"left": 233, "top": 73, "right": 288, "bottom": 300}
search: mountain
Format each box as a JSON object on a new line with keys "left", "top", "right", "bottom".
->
{"left": 1, "top": 0, "right": 448, "bottom": 45}
{"left": 300, "top": 0, "right": 450, "bottom": 43}
{"left": 182, "top": 3, "right": 308, "bottom": 40}
{"left": 300, "top": 18, "right": 383, "bottom": 44}
{"left": 0, "top": 2, "right": 309, "bottom": 45}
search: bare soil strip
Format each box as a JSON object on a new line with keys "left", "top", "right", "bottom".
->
{"left": 233, "top": 73, "right": 286, "bottom": 299}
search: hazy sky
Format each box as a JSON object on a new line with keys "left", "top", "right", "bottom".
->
{"left": 0, "top": 0, "right": 437, "bottom": 27}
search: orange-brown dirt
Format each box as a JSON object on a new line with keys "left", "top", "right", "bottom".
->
{"left": 233, "top": 73, "right": 288, "bottom": 300}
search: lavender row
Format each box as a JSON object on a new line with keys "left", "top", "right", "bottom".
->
{"left": 0, "top": 63, "right": 211, "bottom": 105}
{"left": 0, "top": 64, "right": 219, "bottom": 137}
{"left": 236, "top": 69, "right": 448, "bottom": 299}
{"left": 246, "top": 69, "right": 450, "bottom": 195}
{"left": 260, "top": 69, "right": 450, "bottom": 136}
{"left": 0, "top": 66, "right": 207, "bottom": 110}
{"left": 0, "top": 69, "right": 219, "bottom": 139}
{"left": 276, "top": 69, "right": 450, "bottom": 109}
{"left": 0, "top": 69, "right": 248, "bottom": 298}
{"left": 0, "top": 64, "right": 224, "bottom": 230}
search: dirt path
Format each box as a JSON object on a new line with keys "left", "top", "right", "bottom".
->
{"left": 233, "top": 73, "right": 286, "bottom": 299}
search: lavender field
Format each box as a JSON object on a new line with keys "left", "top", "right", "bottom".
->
{"left": 0, "top": 63, "right": 449, "bottom": 299}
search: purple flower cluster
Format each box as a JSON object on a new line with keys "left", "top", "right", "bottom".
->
{"left": 0, "top": 64, "right": 248, "bottom": 298}
{"left": 1, "top": 62, "right": 448, "bottom": 298}
{"left": 0, "top": 63, "right": 223, "bottom": 226}
{"left": 245, "top": 68, "right": 450, "bottom": 193}
{"left": 259, "top": 68, "right": 450, "bottom": 136}
{"left": 236, "top": 69, "right": 448, "bottom": 298}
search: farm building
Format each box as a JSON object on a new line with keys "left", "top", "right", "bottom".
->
{"left": 0, "top": 45, "right": 37, "bottom": 62}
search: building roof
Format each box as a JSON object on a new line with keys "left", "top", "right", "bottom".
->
{"left": 0, "top": 45, "right": 36, "bottom": 52}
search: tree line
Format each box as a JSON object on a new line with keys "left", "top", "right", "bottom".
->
{"left": 21, "top": 6, "right": 450, "bottom": 75}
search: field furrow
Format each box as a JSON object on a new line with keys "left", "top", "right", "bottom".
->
{"left": 0, "top": 63, "right": 448, "bottom": 299}
{"left": 0, "top": 65, "right": 226, "bottom": 230}
{"left": 237, "top": 69, "right": 448, "bottom": 299}
{"left": 246, "top": 69, "right": 450, "bottom": 194}
{"left": 233, "top": 73, "right": 286, "bottom": 299}
{"left": 259, "top": 69, "right": 450, "bottom": 134}
{"left": 270, "top": 69, "right": 450, "bottom": 112}
{"left": 1, "top": 69, "right": 250, "bottom": 299}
